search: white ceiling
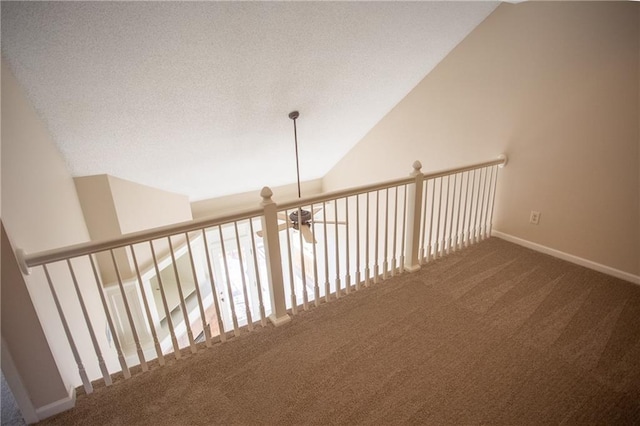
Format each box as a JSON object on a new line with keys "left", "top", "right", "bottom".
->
{"left": 2, "top": 1, "right": 498, "bottom": 201}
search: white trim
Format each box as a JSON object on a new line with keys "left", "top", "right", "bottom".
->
{"left": 1, "top": 338, "right": 39, "bottom": 424}
{"left": 34, "top": 385, "right": 76, "bottom": 421}
{"left": 491, "top": 231, "right": 640, "bottom": 285}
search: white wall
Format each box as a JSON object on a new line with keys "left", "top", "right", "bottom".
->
{"left": 324, "top": 2, "right": 640, "bottom": 277}
{"left": 1, "top": 60, "right": 118, "bottom": 411}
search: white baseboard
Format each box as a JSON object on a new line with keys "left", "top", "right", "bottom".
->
{"left": 491, "top": 231, "right": 640, "bottom": 285}
{"left": 35, "top": 385, "right": 76, "bottom": 421}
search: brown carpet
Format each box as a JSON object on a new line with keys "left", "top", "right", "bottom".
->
{"left": 41, "top": 238, "right": 640, "bottom": 425}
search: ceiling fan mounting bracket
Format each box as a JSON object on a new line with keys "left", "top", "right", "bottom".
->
{"left": 289, "top": 209, "right": 312, "bottom": 226}
{"left": 288, "top": 111, "right": 299, "bottom": 120}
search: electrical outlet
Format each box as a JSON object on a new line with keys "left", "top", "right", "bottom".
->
{"left": 529, "top": 210, "right": 540, "bottom": 225}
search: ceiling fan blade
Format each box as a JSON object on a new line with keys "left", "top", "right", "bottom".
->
{"left": 314, "top": 220, "right": 346, "bottom": 225}
{"left": 312, "top": 206, "right": 324, "bottom": 216}
{"left": 277, "top": 211, "right": 289, "bottom": 221}
{"left": 279, "top": 222, "right": 292, "bottom": 232}
{"left": 300, "top": 224, "right": 317, "bottom": 244}
{"left": 256, "top": 222, "right": 291, "bottom": 238}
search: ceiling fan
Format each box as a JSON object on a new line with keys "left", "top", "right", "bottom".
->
{"left": 256, "top": 111, "right": 345, "bottom": 244}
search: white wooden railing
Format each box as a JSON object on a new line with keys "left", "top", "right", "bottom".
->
{"left": 17, "top": 155, "right": 507, "bottom": 394}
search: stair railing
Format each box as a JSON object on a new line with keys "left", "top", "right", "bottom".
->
{"left": 16, "top": 155, "right": 507, "bottom": 394}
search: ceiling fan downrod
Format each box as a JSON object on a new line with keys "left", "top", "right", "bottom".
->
{"left": 289, "top": 110, "right": 302, "bottom": 199}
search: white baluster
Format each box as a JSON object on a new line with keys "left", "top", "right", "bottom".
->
{"left": 399, "top": 185, "right": 407, "bottom": 273}
{"left": 419, "top": 181, "right": 429, "bottom": 264}
{"left": 167, "top": 237, "right": 197, "bottom": 354}
{"left": 248, "top": 219, "right": 267, "bottom": 326}
{"left": 355, "top": 195, "right": 361, "bottom": 290}
{"left": 149, "top": 241, "right": 181, "bottom": 359}
{"left": 473, "top": 168, "right": 484, "bottom": 244}
{"left": 374, "top": 191, "right": 380, "bottom": 284}
{"left": 310, "top": 205, "right": 320, "bottom": 306}
{"left": 461, "top": 171, "right": 470, "bottom": 248}
{"left": 442, "top": 175, "right": 450, "bottom": 255}
{"left": 283, "top": 209, "right": 297, "bottom": 314}
{"left": 129, "top": 247, "right": 165, "bottom": 364}
{"left": 185, "top": 233, "right": 211, "bottom": 347}
{"left": 488, "top": 166, "right": 499, "bottom": 238}
{"left": 66, "top": 259, "right": 112, "bottom": 384}
{"left": 478, "top": 168, "right": 488, "bottom": 241}
{"left": 334, "top": 200, "right": 341, "bottom": 297}
{"left": 218, "top": 227, "right": 240, "bottom": 335}
{"left": 466, "top": 170, "right": 476, "bottom": 247}
{"left": 365, "top": 192, "right": 371, "bottom": 285}
{"left": 201, "top": 229, "right": 227, "bottom": 342}
{"left": 391, "top": 186, "right": 399, "bottom": 276}
{"left": 427, "top": 180, "right": 436, "bottom": 262}
{"left": 383, "top": 188, "right": 389, "bottom": 279}
{"left": 296, "top": 208, "right": 309, "bottom": 310}
{"left": 42, "top": 264, "right": 92, "bottom": 394}
{"left": 453, "top": 173, "right": 464, "bottom": 251}
{"left": 344, "top": 197, "right": 351, "bottom": 294}
{"left": 434, "top": 178, "right": 443, "bottom": 260}
{"left": 110, "top": 249, "right": 148, "bottom": 370}
{"left": 322, "top": 201, "right": 330, "bottom": 302}
{"left": 149, "top": 241, "right": 181, "bottom": 358}
{"left": 448, "top": 174, "right": 457, "bottom": 253}
{"left": 89, "top": 255, "right": 129, "bottom": 379}
{"left": 234, "top": 222, "right": 254, "bottom": 330}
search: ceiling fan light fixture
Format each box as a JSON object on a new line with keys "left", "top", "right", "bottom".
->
{"left": 255, "top": 111, "right": 345, "bottom": 244}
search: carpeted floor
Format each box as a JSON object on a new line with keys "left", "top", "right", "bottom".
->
{"left": 2, "top": 372, "right": 27, "bottom": 426}
{"left": 41, "top": 238, "right": 640, "bottom": 425}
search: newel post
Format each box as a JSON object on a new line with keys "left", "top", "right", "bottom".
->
{"left": 260, "top": 187, "right": 291, "bottom": 327}
{"left": 404, "top": 161, "right": 424, "bottom": 272}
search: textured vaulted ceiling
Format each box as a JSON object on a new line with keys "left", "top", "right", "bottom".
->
{"left": 2, "top": 1, "right": 498, "bottom": 201}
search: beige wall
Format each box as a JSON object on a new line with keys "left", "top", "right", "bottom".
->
{"left": 1, "top": 225, "right": 68, "bottom": 409}
{"left": 108, "top": 175, "right": 192, "bottom": 234}
{"left": 75, "top": 174, "right": 192, "bottom": 283}
{"left": 324, "top": 2, "right": 640, "bottom": 276}
{"left": 2, "top": 60, "right": 118, "bottom": 412}
{"left": 192, "top": 178, "right": 323, "bottom": 219}
{"left": 74, "top": 175, "right": 131, "bottom": 283}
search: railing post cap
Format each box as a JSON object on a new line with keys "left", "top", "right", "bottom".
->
{"left": 260, "top": 186, "right": 274, "bottom": 203}
{"left": 411, "top": 160, "right": 423, "bottom": 176}
{"left": 498, "top": 154, "right": 508, "bottom": 168}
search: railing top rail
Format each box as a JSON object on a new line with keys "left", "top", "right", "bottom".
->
{"left": 18, "top": 155, "right": 506, "bottom": 271}
{"left": 277, "top": 157, "right": 505, "bottom": 210}
{"left": 278, "top": 176, "right": 414, "bottom": 211}
{"left": 424, "top": 157, "right": 505, "bottom": 180}
{"left": 20, "top": 207, "right": 264, "bottom": 269}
